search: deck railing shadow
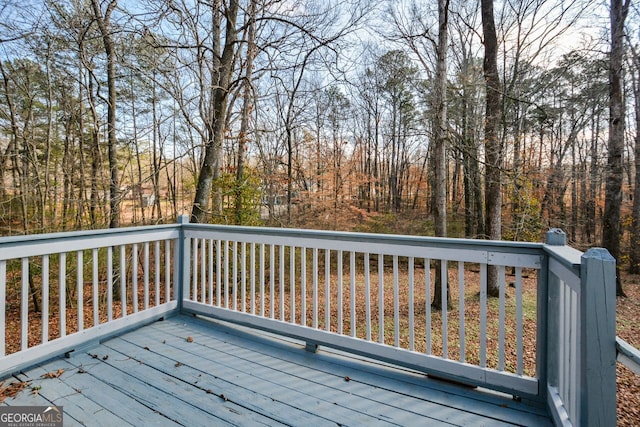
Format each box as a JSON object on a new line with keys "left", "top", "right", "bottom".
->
{"left": 0, "top": 216, "right": 635, "bottom": 426}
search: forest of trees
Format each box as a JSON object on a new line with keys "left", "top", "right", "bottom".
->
{"left": 1, "top": 0, "right": 639, "bottom": 288}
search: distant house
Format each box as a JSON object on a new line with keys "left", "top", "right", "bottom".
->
{"left": 123, "top": 184, "right": 156, "bottom": 207}
{"left": 142, "top": 193, "right": 155, "bottom": 208}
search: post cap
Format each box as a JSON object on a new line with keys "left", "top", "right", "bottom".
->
{"left": 546, "top": 228, "right": 566, "bottom": 246}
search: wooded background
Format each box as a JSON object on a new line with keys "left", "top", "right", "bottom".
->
{"left": 0, "top": 0, "right": 638, "bottom": 287}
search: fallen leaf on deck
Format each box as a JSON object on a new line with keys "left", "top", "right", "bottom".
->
{"left": 0, "top": 380, "right": 31, "bottom": 403}
{"left": 186, "top": 336, "right": 194, "bottom": 343}
{"left": 41, "top": 369, "right": 64, "bottom": 379}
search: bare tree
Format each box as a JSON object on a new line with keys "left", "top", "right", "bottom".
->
{"left": 90, "top": 0, "right": 120, "bottom": 228}
{"left": 235, "top": 0, "right": 257, "bottom": 224}
{"left": 629, "top": 37, "right": 640, "bottom": 274}
{"left": 449, "top": 2, "right": 485, "bottom": 238}
{"left": 481, "top": 0, "right": 502, "bottom": 296}
{"left": 602, "top": 0, "right": 630, "bottom": 296}
{"left": 433, "top": 0, "right": 451, "bottom": 309}
{"left": 191, "top": 0, "right": 241, "bottom": 223}
{"left": 265, "top": 1, "right": 369, "bottom": 222}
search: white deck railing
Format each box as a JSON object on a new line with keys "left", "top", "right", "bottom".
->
{"left": 180, "top": 221, "right": 545, "bottom": 398}
{"left": 0, "top": 217, "right": 625, "bottom": 426}
{"left": 0, "top": 225, "right": 180, "bottom": 375}
{"left": 544, "top": 230, "right": 617, "bottom": 426}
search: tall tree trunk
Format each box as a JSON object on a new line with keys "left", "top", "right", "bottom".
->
{"left": 0, "top": 57, "right": 24, "bottom": 227}
{"left": 570, "top": 134, "right": 578, "bottom": 242}
{"left": 235, "top": 1, "right": 257, "bottom": 224}
{"left": 460, "top": 68, "right": 485, "bottom": 238}
{"left": 87, "top": 63, "right": 103, "bottom": 228}
{"left": 91, "top": 0, "right": 120, "bottom": 228}
{"left": 77, "top": 45, "right": 87, "bottom": 228}
{"left": 91, "top": 0, "right": 122, "bottom": 305}
{"left": 62, "top": 117, "right": 72, "bottom": 230}
{"left": 432, "top": 0, "right": 451, "bottom": 310}
{"left": 131, "top": 80, "right": 146, "bottom": 225}
{"left": 152, "top": 76, "right": 162, "bottom": 222}
{"left": 0, "top": 134, "right": 9, "bottom": 201}
{"left": 192, "top": 0, "right": 239, "bottom": 223}
{"left": 0, "top": 59, "right": 41, "bottom": 311}
{"left": 481, "top": 0, "right": 503, "bottom": 297}
{"left": 586, "top": 109, "right": 600, "bottom": 243}
{"left": 628, "top": 44, "right": 640, "bottom": 274}
{"left": 602, "top": 0, "right": 630, "bottom": 296}
{"left": 43, "top": 42, "right": 54, "bottom": 231}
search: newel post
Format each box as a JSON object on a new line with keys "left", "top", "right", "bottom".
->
{"left": 544, "top": 229, "right": 566, "bottom": 399}
{"left": 580, "top": 247, "right": 616, "bottom": 426}
{"left": 176, "top": 215, "right": 190, "bottom": 313}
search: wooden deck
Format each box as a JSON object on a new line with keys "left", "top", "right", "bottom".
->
{"left": 3, "top": 315, "right": 551, "bottom": 426}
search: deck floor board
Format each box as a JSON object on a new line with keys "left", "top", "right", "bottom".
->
{"left": 103, "top": 338, "right": 335, "bottom": 426}
{"left": 150, "top": 316, "right": 550, "bottom": 425}
{"left": 115, "top": 328, "right": 405, "bottom": 426}
{"left": 15, "top": 364, "right": 134, "bottom": 427}
{"left": 3, "top": 315, "right": 552, "bottom": 426}
{"left": 136, "top": 322, "right": 491, "bottom": 426}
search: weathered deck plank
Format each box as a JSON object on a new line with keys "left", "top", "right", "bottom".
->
{"left": 160, "top": 321, "right": 548, "bottom": 425}
{"left": 13, "top": 358, "right": 179, "bottom": 426}
{"left": 3, "top": 315, "right": 552, "bottom": 426}
{"left": 15, "top": 364, "right": 134, "bottom": 427}
{"left": 149, "top": 316, "right": 551, "bottom": 426}
{"left": 113, "top": 329, "right": 407, "bottom": 426}
{"left": 103, "top": 337, "right": 344, "bottom": 426}
{"left": 140, "top": 320, "right": 505, "bottom": 426}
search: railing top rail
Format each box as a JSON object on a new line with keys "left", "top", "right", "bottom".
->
{"left": 0, "top": 220, "right": 588, "bottom": 274}
{"left": 0, "top": 224, "right": 180, "bottom": 260}
{"left": 183, "top": 222, "right": 546, "bottom": 253}
{"left": 544, "top": 245, "right": 583, "bottom": 274}
{"left": 0, "top": 220, "right": 560, "bottom": 256}
{"left": 542, "top": 228, "right": 583, "bottom": 275}
{"left": 183, "top": 223, "right": 547, "bottom": 268}
{"left": 617, "top": 337, "right": 640, "bottom": 375}
{"left": 0, "top": 223, "right": 179, "bottom": 246}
